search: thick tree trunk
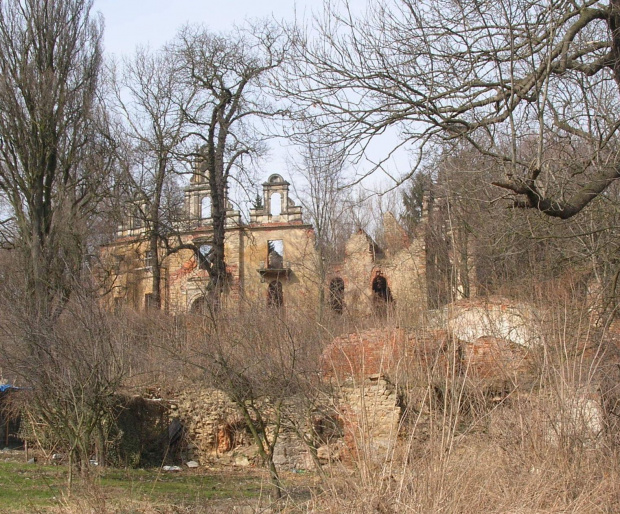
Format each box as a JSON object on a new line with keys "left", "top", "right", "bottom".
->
{"left": 149, "top": 231, "right": 161, "bottom": 310}
{"left": 149, "top": 159, "right": 167, "bottom": 310}
{"left": 210, "top": 188, "right": 228, "bottom": 294}
{"left": 206, "top": 145, "right": 229, "bottom": 301}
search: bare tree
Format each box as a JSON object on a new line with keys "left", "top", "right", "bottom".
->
{"left": 285, "top": 0, "right": 620, "bottom": 219}
{"left": 111, "top": 46, "right": 194, "bottom": 310}
{"left": 173, "top": 23, "right": 287, "bottom": 297}
{"left": 291, "top": 127, "right": 350, "bottom": 317}
{"left": 401, "top": 171, "right": 432, "bottom": 235}
{"left": 179, "top": 306, "right": 324, "bottom": 500}
{"left": 0, "top": 0, "right": 106, "bottom": 315}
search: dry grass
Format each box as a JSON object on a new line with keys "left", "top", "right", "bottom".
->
{"left": 303, "top": 297, "right": 620, "bottom": 513}
{"left": 306, "top": 397, "right": 620, "bottom": 513}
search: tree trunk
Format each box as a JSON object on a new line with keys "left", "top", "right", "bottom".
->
{"left": 266, "top": 454, "right": 283, "bottom": 500}
{"left": 207, "top": 154, "right": 229, "bottom": 301}
{"left": 149, "top": 231, "right": 161, "bottom": 310}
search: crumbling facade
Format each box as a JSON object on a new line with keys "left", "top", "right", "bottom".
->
{"left": 333, "top": 212, "right": 428, "bottom": 318}
{"left": 102, "top": 168, "right": 433, "bottom": 315}
{"left": 102, "top": 172, "right": 321, "bottom": 312}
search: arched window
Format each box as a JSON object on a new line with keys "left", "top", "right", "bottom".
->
{"left": 201, "top": 196, "right": 211, "bottom": 219}
{"left": 190, "top": 295, "right": 208, "bottom": 314}
{"left": 190, "top": 292, "right": 219, "bottom": 313}
{"left": 329, "top": 277, "right": 345, "bottom": 314}
{"left": 372, "top": 271, "right": 393, "bottom": 316}
{"left": 270, "top": 192, "right": 282, "bottom": 216}
{"left": 267, "top": 280, "right": 283, "bottom": 308}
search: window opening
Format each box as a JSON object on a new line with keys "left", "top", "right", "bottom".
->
{"left": 197, "top": 244, "right": 213, "bottom": 270}
{"left": 270, "top": 192, "right": 282, "bottom": 216}
{"left": 267, "top": 280, "right": 283, "bottom": 308}
{"left": 191, "top": 295, "right": 207, "bottom": 314}
{"left": 144, "top": 293, "right": 155, "bottom": 310}
{"left": 145, "top": 250, "right": 156, "bottom": 268}
{"left": 372, "top": 271, "right": 393, "bottom": 316}
{"left": 190, "top": 292, "right": 219, "bottom": 314}
{"left": 329, "top": 277, "right": 345, "bottom": 314}
{"left": 267, "top": 240, "right": 284, "bottom": 269}
{"left": 200, "top": 196, "right": 211, "bottom": 219}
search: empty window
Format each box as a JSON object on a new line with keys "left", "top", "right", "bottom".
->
{"left": 191, "top": 296, "right": 205, "bottom": 313}
{"left": 372, "top": 271, "right": 393, "bottom": 314}
{"left": 145, "top": 250, "right": 156, "bottom": 268}
{"left": 329, "top": 277, "right": 345, "bottom": 314}
{"left": 201, "top": 196, "right": 211, "bottom": 219}
{"left": 267, "top": 280, "right": 283, "bottom": 308}
{"left": 267, "top": 240, "right": 284, "bottom": 269}
{"left": 270, "top": 193, "right": 282, "bottom": 216}
{"left": 144, "top": 293, "right": 155, "bottom": 310}
{"left": 197, "top": 244, "right": 213, "bottom": 270}
{"left": 190, "top": 292, "right": 219, "bottom": 314}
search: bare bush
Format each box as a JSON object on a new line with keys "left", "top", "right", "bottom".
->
{"left": 307, "top": 291, "right": 620, "bottom": 513}
{"left": 0, "top": 270, "right": 129, "bottom": 486}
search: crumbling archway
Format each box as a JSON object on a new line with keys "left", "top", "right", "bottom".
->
{"left": 190, "top": 292, "right": 219, "bottom": 314}
{"left": 190, "top": 295, "right": 208, "bottom": 314}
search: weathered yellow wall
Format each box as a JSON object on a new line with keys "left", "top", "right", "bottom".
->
{"left": 340, "top": 231, "right": 377, "bottom": 317}
{"left": 336, "top": 223, "right": 427, "bottom": 319}
{"left": 103, "top": 221, "right": 320, "bottom": 314}
{"left": 100, "top": 239, "right": 159, "bottom": 311}
{"left": 102, "top": 198, "right": 427, "bottom": 319}
{"left": 241, "top": 224, "right": 318, "bottom": 309}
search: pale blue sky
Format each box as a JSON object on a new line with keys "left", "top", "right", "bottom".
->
{"left": 94, "top": 0, "right": 322, "bottom": 56}
{"left": 94, "top": 0, "right": 410, "bottom": 196}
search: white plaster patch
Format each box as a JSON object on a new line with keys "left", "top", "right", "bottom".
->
{"left": 447, "top": 299, "right": 542, "bottom": 348}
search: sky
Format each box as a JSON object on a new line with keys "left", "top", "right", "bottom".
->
{"left": 94, "top": 0, "right": 325, "bottom": 188}
{"left": 94, "top": 0, "right": 323, "bottom": 57}
{"left": 93, "top": 0, "right": 410, "bottom": 201}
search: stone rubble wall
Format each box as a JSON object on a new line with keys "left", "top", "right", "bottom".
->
{"left": 169, "top": 387, "right": 314, "bottom": 471}
{"left": 169, "top": 387, "right": 246, "bottom": 465}
{"left": 166, "top": 303, "right": 547, "bottom": 469}
{"left": 445, "top": 297, "right": 543, "bottom": 348}
{"left": 336, "top": 375, "right": 401, "bottom": 460}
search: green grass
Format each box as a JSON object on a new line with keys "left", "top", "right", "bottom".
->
{"left": 99, "top": 466, "right": 266, "bottom": 502}
{"left": 0, "top": 459, "right": 277, "bottom": 512}
{"left": 0, "top": 461, "right": 64, "bottom": 511}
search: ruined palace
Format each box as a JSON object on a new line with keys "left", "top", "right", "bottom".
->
{"left": 102, "top": 167, "right": 429, "bottom": 316}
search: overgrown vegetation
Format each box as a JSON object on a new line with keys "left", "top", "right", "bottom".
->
{"left": 0, "top": 0, "right": 618, "bottom": 512}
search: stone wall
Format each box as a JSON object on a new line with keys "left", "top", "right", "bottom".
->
{"left": 446, "top": 297, "right": 543, "bottom": 348}
{"left": 322, "top": 329, "right": 406, "bottom": 460}
{"left": 158, "top": 305, "right": 543, "bottom": 469}
{"left": 336, "top": 375, "right": 401, "bottom": 460}
{"left": 102, "top": 223, "right": 320, "bottom": 314}
{"left": 337, "top": 214, "right": 427, "bottom": 319}
{"left": 169, "top": 387, "right": 247, "bottom": 464}
{"left": 168, "top": 387, "right": 314, "bottom": 471}
{"left": 319, "top": 310, "right": 543, "bottom": 461}
{"left": 322, "top": 328, "right": 405, "bottom": 380}
{"left": 101, "top": 173, "right": 322, "bottom": 314}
